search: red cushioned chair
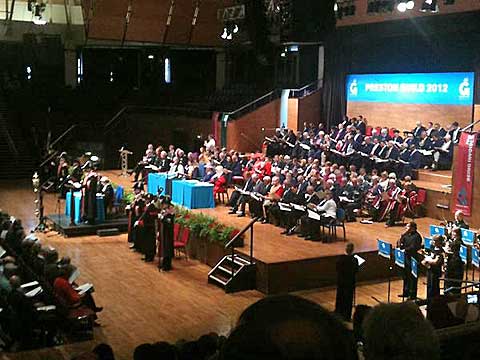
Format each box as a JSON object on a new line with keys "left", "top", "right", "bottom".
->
{"left": 173, "top": 223, "right": 181, "bottom": 242}
{"left": 365, "top": 126, "right": 373, "bottom": 136}
{"left": 232, "top": 176, "right": 244, "bottom": 187}
{"left": 216, "top": 184, "right": 230, "bottom": 204}
{"left": 389, "top": 128, "right": 396, "bottom": 138}
{"left": 174, "top": 227, "right": 190, "bottom": 260}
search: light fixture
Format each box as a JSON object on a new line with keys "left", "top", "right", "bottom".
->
{"left": 226, "top": 33, "right": 232, "bottom": 40}
{"left": 334, "top": 2, "right": 339, "bottom": 12}
{"left": 147, "top": 54, "right": 154, "bottom": 59}
{"left": 221, "top": 27, "right": 227, "bottom": 39}
{"left": 406, "top": 0, "right": 415, "bottom": 9}
{"left": 397, "top": 1, "right": 407, "bottom": 12}
{"left": 233, "top": 24, "right": 239, "bottom": 33}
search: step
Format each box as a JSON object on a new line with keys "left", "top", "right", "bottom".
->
{"left": 209, "top": 274, "right": 228, "bottom": 287}
{"left": 416, "top": 169, "right": 452, "bottom": 185}
{"left": 218, "top": 265, "right": 238, "bottom": 276}
{"left": 227, "top": 254, "right": 251, "bottom": 266}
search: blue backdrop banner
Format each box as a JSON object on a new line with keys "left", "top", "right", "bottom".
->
{"left": 346, "top": 72, "right": 474, "bottom": 105}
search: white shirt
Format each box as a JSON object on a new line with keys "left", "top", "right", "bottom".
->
{"left": 316, "top": 199, "right": 337, "bottom": 219}
{"left": 204, "top": 138, "right": 216, "bottom": 152}
{"left": 169, "top": 163, "right": 185, "bottom": 175}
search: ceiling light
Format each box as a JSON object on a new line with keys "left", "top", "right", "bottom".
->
{"left": 406, "top": 0, "right": 415, "bottom": 9}
{"left": 397, "top": 2, "right": 407, "bottom": 12}
{"left": 233, "top": 24, "right": 239, "bottom": 33}
{"left": 221, "top": 28, "right": 227, "bottom": 39}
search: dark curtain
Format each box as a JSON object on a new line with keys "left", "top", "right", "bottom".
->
{"left": 321, "top": 10, "right": 480, "bottom": 128}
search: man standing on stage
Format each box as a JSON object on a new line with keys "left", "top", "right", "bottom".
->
{"left": 397, "top": 221, "right": 422, "bottom": 300}
{"left": 335, "top": 242, "right": 359, "bottom": 321}
{"left": 83, "top": 167, "right": 98, "bottom": 225}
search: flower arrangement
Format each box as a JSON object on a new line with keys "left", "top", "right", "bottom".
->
{"left": 175, "top": 206, "right": 242, "bottom": 246}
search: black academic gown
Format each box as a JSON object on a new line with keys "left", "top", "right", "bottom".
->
{"left": 83, "top": 175, "right": 97, "bottom": 223}
{"left": 335, "top": 254, "right": 359, "bottom": 321}
{"left": 161, "top": 211, "right": 175, "bottom": 271}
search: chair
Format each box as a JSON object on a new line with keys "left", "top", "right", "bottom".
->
{"left": 231, "top": 176, "right": 244, "bottom": 187}
{"left": 113, "top": 186, "right": 124, "bottom": 214}
{"left": 173, "top": 223, "right": 181, "bottom": 242}
{"left": 388, "top": 128, "right": 396, "bottom": 138}
{"left": 174, "top": 227, "right": 190, "bottom": 260}
{"left": 216, "top": 185, "right": 230, "bottom": 204}
{"left": 198, "top": 163, "right": 206, "bottom": 179}
{"left": 322, "top": 208, "right": 346, "bottom": 242}
{"left": 365, "top": 126, "right": 373, "bottom": 136}
{"left": 413, "top": 189, "right": 427, "bottom": 218}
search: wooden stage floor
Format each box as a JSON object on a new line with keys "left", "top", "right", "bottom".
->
{"left": 0, "top": 176, "right": 431, "bottom": 360}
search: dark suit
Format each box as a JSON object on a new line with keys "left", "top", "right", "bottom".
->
{"left": 398, "top": 230, "right": 422, "bottom": 299}
{"left": 335, "top": 254, "right": 359, "bottom": 321}
{"left": 229, "top": 178, "right": 254, "bottom": 213}
{"left": 248, "top": 180, "right": 267, "bottom": 218}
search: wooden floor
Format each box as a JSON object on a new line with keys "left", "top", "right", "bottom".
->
{"left": 0, "top": 178, "right": 429, "bottom": 360}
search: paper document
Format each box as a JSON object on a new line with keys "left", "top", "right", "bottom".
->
{"left": 291, "top": 204, "right": 306, "bottom": 211}
{"left": 279, "top": 203, "right": 292, "bottom": 212}
{"left": 0, "top": 246, "right": 6, "bottom": 258}
{"left": 307, "top": 210, "right": 321, "bottom": 221}
{"left": 21, "top": 281, "right": 39, "bottom": 289}
{"left": 25, "top": 286, "right": 43, "bottom": 298}
{"left": 69, "top": 269, "right": 80, "bottom": 284}
{"left": 354, "top": 255, "right": 366, "bottom": 266}
{"left": 76, "top": 283, "right": 94, "bottom": 296}
{"left": 37, "top": 305, "right": 56, "bottom": 311}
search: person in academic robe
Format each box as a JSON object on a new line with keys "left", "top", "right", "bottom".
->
{"left": 444, "top": 242, "right": 464, "bottom": 295}
{"left": 154, "top": 151, "right": 171, "bottom": 172}
{"left": 70, "top": 159, "right": 83, "bottom": 183}
{"left": 303, "top": 191, "right": 337, "bottom": 241}
{"left": 422, "top": 235, "right": 444, "bottom": 300}
{"left": 56, "top": 156, "right": 70, "bottom": 198}
{"left": 159, "top": 196, "right": 175, "bottom": 271}
{"left": 212, "top": 166, "right": 228, "bottom": 197}
{"left": 135, "top": 194, "right": 158, "bottom": 262}
{"left": 248, "top": 175, "right": 269, "bottom": 219}
{"left": 453, "top": 210, "right": 469, "bottom": 230}
{"left": 127, "top": 182, "right": 144, "bottom": 246}
{"left": 168, "top": 156, "right": 185, "bottom": 177}
{"left": 335, "top": 242, "right": 359, "bottom": 321}
{"left": 397, "top": 221, "right": 422, "bottom": 300}
{"left": 412, "top": 121, "right": 426, "bottom": 139}
{"left": 261, "top": 176, "right": 284, "bottom": 223}
{"left": 432, "top": 134, "right": 453, "bottom": 170}
{"left": 100, "top": 176, "right": 114, "bottom": 217}
{"left": 82, "top": 168, "right": 98, "bottom": 225}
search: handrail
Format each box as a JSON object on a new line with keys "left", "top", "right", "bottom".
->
{"left": 104, "top": 106, "right": 128, "bottom": 129}
{"left": 225, "top": 217, "right": 259, "bottom": 249}
{"left": 225, "top": 216, "right": 260, "bottom": 278}
{"left": 224, "top": 90, "right": 277, "bottom": 116}
{"left": 289, "top": 79, "right": 323, "bottom": 99}
{"left": 49, "top": 124, "right": 77, "bottom": 149}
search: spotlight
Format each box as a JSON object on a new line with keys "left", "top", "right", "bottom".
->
{"left": 220, "top": 27, "right": 227, "bottom": 39}
{"left": 334, "top": 2, "right": 339, "bottom": 12}
{"left": 397, "top": 1, "right": 407, "bottom": 12}
{"left": 147, "top": 54, "right": 154, "bottom": 59}
{"left": 406, "top": 0, "right": 415, "bottom": 9}
{"left": 233, "top": 24, "right": 239, "bottom": 33}
{"left": 226, "top": 33, "right": 232, "bottom": 40}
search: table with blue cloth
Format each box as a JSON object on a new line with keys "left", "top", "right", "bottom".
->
{"left": 171, "top": 180, "right": 215, "bottom": 209}
{"left": 65, "top": 191, "right": 82, "bottom": 224}
{"left": 65, "top": 192, "right": 105, "bottom": 225}
{"left": 147, "top": 173, "right": 174, "bottom": 196}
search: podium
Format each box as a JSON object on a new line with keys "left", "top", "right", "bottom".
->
{"left": 65, "top": 192, "right": 105, "bottom": 225}
{"left": 65, "top": 191, "right": 82, "bottom": 225}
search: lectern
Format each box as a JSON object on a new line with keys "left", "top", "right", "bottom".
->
{"left": 119, "top": 147, "right": 133, "bottom": 177}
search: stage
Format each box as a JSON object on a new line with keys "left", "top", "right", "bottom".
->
{"left": 103, "top": 170, "right": 446, "bottom": 294}
{"left": 45, "top": 213, "right": 129, "bottom": 237}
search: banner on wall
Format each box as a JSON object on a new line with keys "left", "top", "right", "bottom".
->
{"left": 453, "top": 132, "right": 478, "bottom": 217}
{"left": 346, "top": 72, "right": 475, "bottom": 105}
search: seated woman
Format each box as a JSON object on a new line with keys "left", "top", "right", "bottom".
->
{"left": 212, "top": 166, "right": 228, "bottom": 197}
{"left": 53, "top": 266, "right": 102, "bottom": 319}
{"left": 186, "top": 160, "right": 199, "bottom": 180}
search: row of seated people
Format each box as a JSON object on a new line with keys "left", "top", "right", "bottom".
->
{"left": 266, "top": 117, "right": 460, "bottom": 174}
{"left": 0, "top": 211, "right": 102, "bottom": 351}
{"left": 223, "top": 159, "right": 421, "bottom": 241}
{"left": 73, "top": 294, "right": 478, "bottom": 360}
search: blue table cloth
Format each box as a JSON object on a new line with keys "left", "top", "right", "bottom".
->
{"left": 65, "top": 192, "right": 105, "bottom": 225}
{"left": 96, "top": 194, "right": 105, "bottom": 224}
{"left": 65, "top": 191, "right": 82, "bottom": 224}
{"left": 183, "top": 181, "right": 215, "bottom": 209}
{"left": 171, "top": 180, "right": 214, "bottom": 209}
{"left": 172, "top": 180, "right": 185, "bottom": 205}
{"left": 147, "top": 173, "right": 175, "bottom": 196}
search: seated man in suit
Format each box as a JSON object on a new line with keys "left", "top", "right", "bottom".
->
{"left": 269, "top": 183, "right": 298, "bottom": 228}
{"left": 248, "top": 175, "right": 269, "bottom": 218}
{"left": 433, "top": 134, "right": 453, "bottom": 170}
{"left": 228, "top": 172, "right": 254, "bottom": 217}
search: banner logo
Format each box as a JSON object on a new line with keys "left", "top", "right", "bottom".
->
{"left": 459, "top": 78, "right": 470, "bottom": 98}
{"left": 349, "top": 79, "right": 358, "bottom": 97}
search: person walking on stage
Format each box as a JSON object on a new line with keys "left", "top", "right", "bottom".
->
{"left": 421, "top": 235, "right": 444, "bottom": 300}
{"left": 159, "top": 196, "right": 175, "bottom": 272}
{"left": 335, "top": 242, "right": 359, "bottom": 321}
{"left": 397, "top": 221, "right": 422, "bottom": 300}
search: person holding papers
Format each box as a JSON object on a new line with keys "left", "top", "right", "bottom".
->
{"left": 304, "top": 191, "right": 337, "bottom": 242}
{"left": 168, "top": 157, "right": 185, "bottom": 177}
{"left": 397, "top": 222, "right": 422, "bottom": 300}
{"left": 335, "top": 242, "right": 359, "bottom": 321}
{"left": 228, "top": 172, "right": 254, "bottom": 217}
{"left": 421, "top": 235, "right": 444, "bottom": 300}
{"left": 53, "top": 267, "right": 102, "bottom": 319}
{"left": 261, "top": 176, "right": 284, "bottom": 224}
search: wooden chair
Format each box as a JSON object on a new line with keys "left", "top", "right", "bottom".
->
{"left": 174, "top": 227, "right": 190, "bottom": 260}
{"left": 216, "top": 185, "right": 230, "bottom": 204}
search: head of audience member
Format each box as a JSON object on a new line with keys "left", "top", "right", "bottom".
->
{"left": 263, "top": 176, "right": 271, "bottom": 186}
{"left": 363, "top": 302, "right": 440, "bottom": 360}
{"left": 352, "top": 305, "right": 372, "bottom": 344}
{"left": 405, "top": 221, "right": 417, "bottom": 234}
{"left": 454, "top": 210, "right": 464, "bottom": 223}
{"left": 220, "top": 295, "right": 357, "bottom": 360}
{"left": 271, "top": 176, "right": 280, "bottom": 187}
{"left": 92, "top": 343, "right": 116, "bottom": 360}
